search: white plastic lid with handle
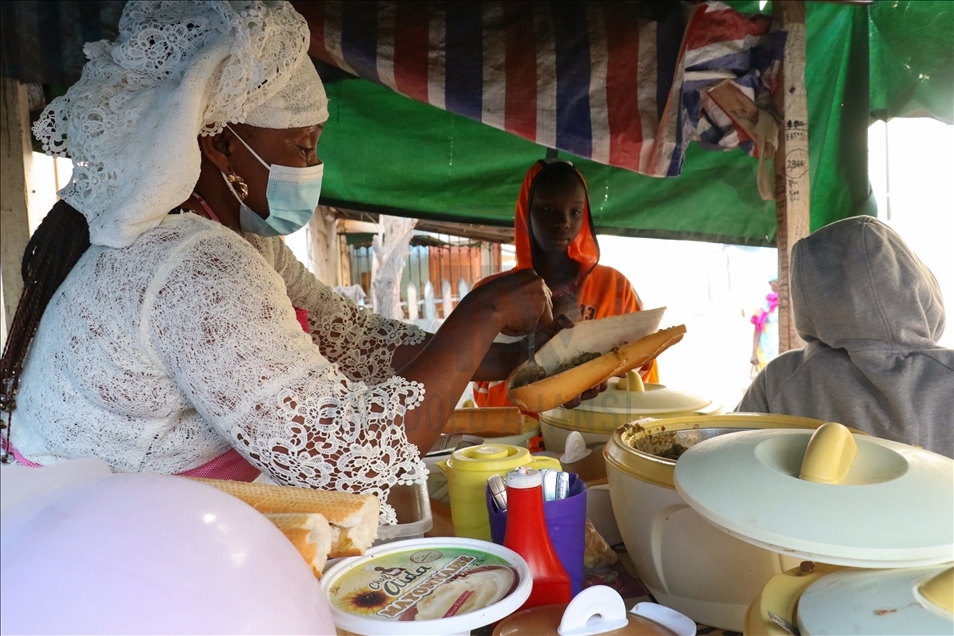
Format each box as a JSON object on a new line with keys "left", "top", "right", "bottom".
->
{"left": 556, "top": 585, "right": 696, "bottom": 636}
{"left": 576, "top": 383, "right": 713, "bottom": 416}
{"left": 673, "top": 423, "right": 954, "bottom": 568}
{"left": 557, "top": 585, "right": 628, "bottom": 636}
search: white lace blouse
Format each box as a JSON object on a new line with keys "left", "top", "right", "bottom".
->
{"left": 12, "top": 214, "right": 428, "bottom": 523}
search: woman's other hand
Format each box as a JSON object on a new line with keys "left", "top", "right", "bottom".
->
{"left": 560, "top": 380, "right": 608, "bottom": 409}
{"left": 478, "top": 269, "right": 553, "bottom": 336}
{"left": 535, "top": 313, "right": 574, "bottom": 348}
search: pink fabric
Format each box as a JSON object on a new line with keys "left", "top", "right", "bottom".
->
{"left": 294, "top": 306, "right": 310, "bottom": 333}
{"left": 751, "top": 292, "right": 780, "bottom": 333}
{"left": 190, "top": 192, "right": 221, "bottom": 224}
{"left": 175, "top": 448, "right": 260, "bottom": 481}
{"left": 750, "top": 311, "right": 766, "bottom": 330}
{"left": 1, "top": 433, "right": 42, "bottom": 467}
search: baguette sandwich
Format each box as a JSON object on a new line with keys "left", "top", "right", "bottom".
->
{"left": 264, "top": 512, "right": 333, "bottom": 577}
{"left": 507, "top": 324, "right": 687, "bottom": 413}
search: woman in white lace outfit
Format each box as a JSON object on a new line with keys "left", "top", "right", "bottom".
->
{"left": 0, "top": 1, "right": 561, "bottom": 524}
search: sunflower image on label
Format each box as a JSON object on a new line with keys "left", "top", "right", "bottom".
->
{"left": 328, "top": 547, "right": 520, "bottom": 621}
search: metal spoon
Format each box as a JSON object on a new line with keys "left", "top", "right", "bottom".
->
{"left": 540, "top": 468, "right": 558, "bottom": 501}
{"left": 768, "top": 611, "right": 800, "bottom": 636}
{"left": 510, "top": 331, "right": 547, "bottom": 387}
{"left": 487, "top": 474, "right": 507, "bottom": 511}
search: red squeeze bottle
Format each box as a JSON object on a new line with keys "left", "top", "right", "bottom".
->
{"left": 503, "top": 467, "right": 572, "bottom": 610}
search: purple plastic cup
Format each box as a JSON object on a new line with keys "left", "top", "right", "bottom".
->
{"left": 486, "top": 473, "right": 587, "bottom": 596}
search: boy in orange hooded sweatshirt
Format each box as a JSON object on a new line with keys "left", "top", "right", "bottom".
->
{"left": 474, "top": 159, "right": 657, "bottom": 409}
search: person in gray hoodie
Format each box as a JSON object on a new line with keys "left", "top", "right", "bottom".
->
{"left": 737, "top": 216, "right": 953, "bottom": 458}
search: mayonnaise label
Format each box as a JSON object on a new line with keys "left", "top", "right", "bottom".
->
{"left": 329, "top": 547, "right": 520, "bottom": 622}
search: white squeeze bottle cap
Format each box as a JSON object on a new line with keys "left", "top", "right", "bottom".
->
{"left": 506, "top": 467, "right": 541, "bottom": 489}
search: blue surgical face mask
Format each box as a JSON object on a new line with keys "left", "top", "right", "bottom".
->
{"left": 224, "top": 125, "right": 323, "bottom": 236}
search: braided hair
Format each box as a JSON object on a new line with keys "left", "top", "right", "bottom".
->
{"left": 0, "top": 201, "right": 90, "bottom": 461}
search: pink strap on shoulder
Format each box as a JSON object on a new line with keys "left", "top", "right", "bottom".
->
{"left": 1, "top": 433, "right": 42, "bottom": 467}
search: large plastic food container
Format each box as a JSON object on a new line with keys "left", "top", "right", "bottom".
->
{"left": 604, "top": 413, "right": 830, "bottom": 631}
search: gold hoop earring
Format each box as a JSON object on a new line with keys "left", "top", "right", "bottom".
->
{"left": 228, "top": 172, "right": 249, "bottom": 201}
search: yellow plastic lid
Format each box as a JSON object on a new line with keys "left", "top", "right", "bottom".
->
{"left": 444, "top": 444, "right": 533, "bottom": 473}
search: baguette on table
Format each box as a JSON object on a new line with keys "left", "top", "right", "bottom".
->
{"left": 188, "top": 478, "right": 379, "bottom": 567}
{"left": 443, "top": 407, "right": 533, "bottom": 437}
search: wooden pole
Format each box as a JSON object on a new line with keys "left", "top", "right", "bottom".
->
{"left": 307, "top": 205, "right": 339, "bottom": 285}
{"left": 773, "top": 1, "right": 810, "bottom": 353}
{"left": 0, "top": 77, "right": 33, "bottom": 346}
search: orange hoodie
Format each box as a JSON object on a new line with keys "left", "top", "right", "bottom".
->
{"left": 474, "top": 160, "right": 658, "bottom": 409}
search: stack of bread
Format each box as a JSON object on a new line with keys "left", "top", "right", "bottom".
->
{"left": 190, "top": 478, "right": 379, "bottom": 578}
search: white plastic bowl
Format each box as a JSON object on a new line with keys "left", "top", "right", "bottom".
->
{"left": 603, "top": 414, "right": 828, "bottom": 631}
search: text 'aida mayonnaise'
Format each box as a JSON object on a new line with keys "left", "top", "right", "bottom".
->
{"left": 328, "top": 546, "right": 521, "bottom": 622}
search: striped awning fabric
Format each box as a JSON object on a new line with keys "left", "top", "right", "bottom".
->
{"left": 304, "top": 0, "right": 784, "bottom": 178}
{"left": 0, "top": 1, "right": 125, "bottom": 88}
{"left": 0, "top": 1, "right": 783, "bottom": 178}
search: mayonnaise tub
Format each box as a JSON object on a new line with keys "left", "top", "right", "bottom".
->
{"left": 321, "top": 537, "right": 532, "bottom": 636}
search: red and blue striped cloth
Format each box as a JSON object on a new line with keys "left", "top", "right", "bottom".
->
{"left": 307, "top": 1, "right": 783, "bottom": 178}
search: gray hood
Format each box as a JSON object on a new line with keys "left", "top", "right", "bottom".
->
{"left": 740, "top": 215, "right": 953, "bottom": 458}
{"left": 791, "top": 216, "right": 945, "bottom": 351}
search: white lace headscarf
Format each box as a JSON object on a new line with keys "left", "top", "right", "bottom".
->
{"left": 33, "top": 1, "right": 328, "bottom": 248}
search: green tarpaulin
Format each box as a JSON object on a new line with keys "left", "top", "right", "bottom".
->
{"left": 316, "top": 1, "right": 951, "bottom": 246}
{"left": 868, "top": 1, "right": 954, "bottom": 123}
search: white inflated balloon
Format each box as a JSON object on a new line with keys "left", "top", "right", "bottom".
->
{"left": 0, "top": 472, "right": 335, "bottom": 635}
{"left": 0, "top": 458, "right": 112, "bottom": 514}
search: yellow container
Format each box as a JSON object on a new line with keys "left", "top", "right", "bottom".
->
{"left": 436, "top": 444, "right": 561, "bottom": 540}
